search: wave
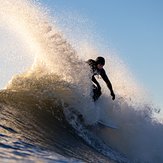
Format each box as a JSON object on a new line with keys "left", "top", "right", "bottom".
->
{"left": 0, "top": 0, "right": 163, "bottom": 162}
{"left": 0, "top": 88, "right": 128, "bottom": 163}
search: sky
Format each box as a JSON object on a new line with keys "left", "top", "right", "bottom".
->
{"left": 39, "top": 0, "right": 163, "bottom": 108}
{"left": 0, "top": 0, "right": 162, "bottom": 109}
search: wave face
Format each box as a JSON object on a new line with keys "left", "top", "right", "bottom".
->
{"left": 0, "top": 89, "right": 119, "bottom": 163}
{"left": 0, "top": 0, "right": 163, "bottom": 163}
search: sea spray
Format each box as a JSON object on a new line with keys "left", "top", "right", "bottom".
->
{"left": 0, "top": 0, "right": 98, "bottom": 124}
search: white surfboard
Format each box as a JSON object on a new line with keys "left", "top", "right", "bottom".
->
{"left": 98, "top": 120, "right": 118, "bottom": 129}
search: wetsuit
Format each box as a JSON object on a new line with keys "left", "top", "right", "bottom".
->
{"left": 87, "top": 59, "right": 115, "bottom": 101}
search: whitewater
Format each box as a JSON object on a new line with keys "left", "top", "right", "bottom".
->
{"left": 0, "top": 0, "right": 163, "bottom": 162}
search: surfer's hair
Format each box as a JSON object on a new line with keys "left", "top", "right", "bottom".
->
{"left": 96, "top": 56, "right": 105, "bottom": 65}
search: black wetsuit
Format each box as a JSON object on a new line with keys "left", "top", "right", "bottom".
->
{"left": 87, "top": 59, "right": 114, "bottom": 101}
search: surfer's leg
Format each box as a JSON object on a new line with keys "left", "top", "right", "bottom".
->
{"left": 92, "top": 85, "right": 102, "bottom": 101}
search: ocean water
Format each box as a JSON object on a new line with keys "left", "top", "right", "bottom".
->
{"left": 0, "top": 1, "right": 163, "bottom": 163}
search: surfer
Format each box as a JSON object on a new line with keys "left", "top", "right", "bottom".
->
{"left": 87, "top": 56, "right": 115, "bottom": 101}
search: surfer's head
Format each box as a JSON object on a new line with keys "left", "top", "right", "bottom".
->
{"left": 96, "top": 56, "right": 105, "bottom": 69}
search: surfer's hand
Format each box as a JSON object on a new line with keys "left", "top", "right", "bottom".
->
{"left": 111, "top": 92, "right": 115, "bottom": 100}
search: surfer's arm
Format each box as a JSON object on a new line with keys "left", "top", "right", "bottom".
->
{"left": 92, "top": 76, "right": 101, "bottom": 90}
{"left": 101, "top": 69, "right": 115, "bottom": 100}
{"left": 87, "top": 59, "right": 101, "bottom": 89}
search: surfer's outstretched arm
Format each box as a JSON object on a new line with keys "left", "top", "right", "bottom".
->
{"left": 101, "top": 69, "right": 115, "bottom": 100}
{"left": 106, "top": 80, "right": 115, "bottom": 100}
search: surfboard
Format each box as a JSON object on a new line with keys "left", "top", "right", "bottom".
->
{"left": 98, "top": 120, "right": 118, "bottom": 129}
{"left": 70, "top": 109, "right": 118, "bottom": 129}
